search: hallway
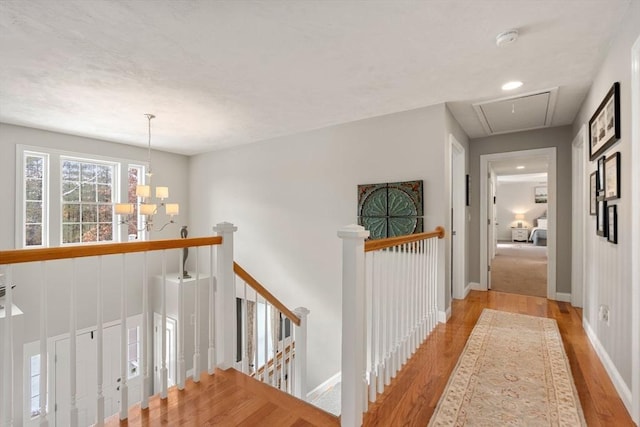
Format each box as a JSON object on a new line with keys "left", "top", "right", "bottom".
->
{"left": 363, "top": 291, "right": 633, "bottom": 426}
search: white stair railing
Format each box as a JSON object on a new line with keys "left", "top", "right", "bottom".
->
{"left": 0, "top": 230, "right": 226, "bottom": 426}
{"left": 339, "top": 224, "right": 445, "bottom": 427}
{"left": 233, "top": 262, "right": 309, "bottom": 400}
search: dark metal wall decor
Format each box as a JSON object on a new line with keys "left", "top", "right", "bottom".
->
{"left": 589, "top": 82, "right": 620, "bottom": 161}
{"left": 358, "top": 180, "right": 424, "bottom": 240}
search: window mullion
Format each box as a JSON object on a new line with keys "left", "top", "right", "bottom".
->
{"left": 49, "top": 154, "right": 62, "bottom": 247}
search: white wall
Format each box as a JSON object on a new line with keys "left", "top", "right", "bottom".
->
{"left": 496, "top": 180, "right": 547, "bottom": 240}
{"left": 189, "top": 103, "right": 460, "bottom": 391}
{"left": 571, "top": 0, "right": 639, "bottom": 416}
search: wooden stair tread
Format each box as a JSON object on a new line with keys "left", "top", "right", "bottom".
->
{"left": 105, "top": 368, "right": 339, "bottom": 427}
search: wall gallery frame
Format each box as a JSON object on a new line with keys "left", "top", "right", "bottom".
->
{"left": 589, "top": 82, "right": 621, "bottom": 161}
{"left": 597, "top": 156, "right": 606, "bottom": 195}
{"left": 607, "top": 205, "right": 617, "bottom": 244}
{"left": 604, "top": 152, "right": 621, "bottom": 200}
{"left": 590, "top": 171, "right": 598, "bottom": 215}
{"left": 596, "top": 198, "right": 607, "bottom": 237}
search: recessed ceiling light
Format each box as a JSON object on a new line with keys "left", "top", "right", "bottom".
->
{"left": 516, "top": 165, "right": 525, "bottom": 169}
{"left": 502, "top": 81, "right": 523, "bottom": 91}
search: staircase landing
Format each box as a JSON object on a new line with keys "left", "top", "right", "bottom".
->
{"left": 106, "top": 368, "right": 339, "bottom": 427}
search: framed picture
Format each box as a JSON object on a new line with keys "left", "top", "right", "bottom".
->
{"left": 597, "top": 156, "right": 606, "bottom": 195}
{"left": 589, "top": 171, "right": 598, "bottom": 215}
{"left": 465, "top": 174, "right": 470, "bottom": 207}
{"left": 534, "top": 186, "right": 547, "bottom": 204}
{"left": 604, "top": 152, "right": 620, "bottom": 200}
{"left": 607, "top": 205, "right": 617, "bottom": 244}
{"left": 596, "top": 198, "right": 607, "bottom": 237}
{"left": 589, "top": 82, "right": 621, "bottom": 161}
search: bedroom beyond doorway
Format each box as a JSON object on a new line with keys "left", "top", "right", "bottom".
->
{"left": 490, "top": 164, "right": 549, "bottom": 298}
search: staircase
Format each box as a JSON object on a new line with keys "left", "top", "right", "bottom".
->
{"left": 104, "top": 368, "right": 338, "bottom": 426}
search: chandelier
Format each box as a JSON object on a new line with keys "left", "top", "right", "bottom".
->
{"left": 115, "top": 114, "right": 179, "bottom": 232}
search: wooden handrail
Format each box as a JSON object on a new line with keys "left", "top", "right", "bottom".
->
{"left": 364, "top": 226, "right": 445, "bottom": 252}
{"left": 0, "top": 236, "right": 223, "bottom": 265}
{"left": 233, "top": 262, "right": 301, "bottom": 326}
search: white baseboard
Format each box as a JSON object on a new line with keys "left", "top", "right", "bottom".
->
{"left": 583, "top": 318, "right": 633, "bottom": 415}
{"left": 464, "top": 283, "right": 472, "bottom": 298}
{"left": 469, "top": 282, "right": 484, "bottom": 291}
{"left": 307, "top": 372, "right": 341, "bottom": 402}
{"left": 438, "top": 306, "right": 451, "bottom": 324}
{"left": 555, "top": 292, "right": 572, "bottom": 302}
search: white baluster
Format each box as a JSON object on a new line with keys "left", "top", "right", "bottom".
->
{"left": 253, "top": 288, "right": 258, "bottom": 376}
{"left": 119, "top": 254, "right": 129, "bottom": 420}
{"left": 96, "top": 257, "right": 104, "bottom": 427}
{"left": 293, "top": 307, "right": 309, "bottom": 400}
{"left": 178, "top": 249, "right": 185, "bottom": 390}
{"left": 430, "top": 238, "right": 437, "bottom": 330}
{"left": 368, "top": 252, "right": 377, "bottom": 403}
{"left": 208, "top": 247, "right": 216, "bottom": 374}
{"left": 36, "top": 263, "right": 49, "bottom": 426}
{"left": 141, "top": 252, "right": 150, "bottom": 408}
{"left": 161, "top": 251, "right": 168, "bottom": 399}
{"left": 193, "top": 247, "right": 201, "bottom": 382}
{"left": 271, "top": 308, "right": 278, "bottom": 387}
{"left": 243, "top": 280, "right": 249, "bottom": 374}
{"left": 279, "top": 315, "right": 285, "bottom": 391}
{"left": 263, "top": 297, "right": 268, "bottom": 383}
{"left": 4, "top": 265, "right": 15, "bottom": 426}
{"left": 384, "top": 248, "right": 391, "bottom": 387}
{"left": 213, "top": 222, "right": 237, "bottom": 370}
{"left": 69, "top": 259, "right": 78, "bottom": 427}
{"left": 338, "top": 224, "right": 369, "bottom": 427}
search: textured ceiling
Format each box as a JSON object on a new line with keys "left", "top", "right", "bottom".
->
{"left": 0, "top": 0, "right": 631, "bottom": 155}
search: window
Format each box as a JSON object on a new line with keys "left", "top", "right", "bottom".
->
{"left": 29, "top": 354, "right": 45, "bottom": 418}
{"left": 128, "top": 326, "right": 140, "bottom": 378}
{"left": 17, "top": 145, "right": 145, "bottom": 247}
{"left": 61, "top": 158, "right": 115, "bottom": 243}
{"left": 23, "top": 153, "right": 48, "bottom": 247}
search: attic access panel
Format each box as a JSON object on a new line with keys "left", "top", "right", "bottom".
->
{"left": 473, "top": 88, "right": 558, "bottom": 135}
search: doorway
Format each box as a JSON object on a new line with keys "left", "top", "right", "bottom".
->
{"left": 450, "top": 134, "right": 467, "bottom": 299}
{"left": 50, "top": 315, "right": 142, "bottom": 427}
{"left": 480, "top": 148, "right": 557, "bottom": 299}
{"left": 491, "top": 167, "right": 549, "bottom": 297}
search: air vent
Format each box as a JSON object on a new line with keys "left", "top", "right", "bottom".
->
{"left": 473, "top": 88, "right": 558, "bottom": 135}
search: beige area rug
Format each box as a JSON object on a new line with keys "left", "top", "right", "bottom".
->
{"left": 429, "top": 309, "right": 586, "bottom": 426}
{"left": 490, "top": 243, "right": 547, "bottom": 298}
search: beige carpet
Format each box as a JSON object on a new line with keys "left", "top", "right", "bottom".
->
{"left": 490, "top": 243, "right": 547, "bottom": 298}
{"left": 429, "top": 309, "right": 586, "bottom": 426}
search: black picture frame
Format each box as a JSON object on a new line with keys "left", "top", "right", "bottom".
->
{"left": 604, "top": 152, "right": 620, "bottom": 200}
{"left": 607, "top": 205, "right": 617, "bottom": 244}
{"left": 589, "top": 82, "right": 621, "bottom": 161}
{"left": 589, "top": 171, "right": 598, "bottom": 215}
{"left": 596, "top": 198, "right": 608, "bottom": 237}
{"left": 465, "top": 174, "right": 470, "bottom": 206}
{"left": 597, "top": 156, "right": 606, "bottom": 196}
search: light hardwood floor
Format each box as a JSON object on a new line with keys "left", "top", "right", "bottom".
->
{"left": 108, "top": 291, "right": 634, "bottom": 426}
{"left": 363, "top": 290, "right": 635, "bottom": 426}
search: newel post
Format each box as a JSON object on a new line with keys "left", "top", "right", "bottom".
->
{"left": 213, "top": 222, "right": 238, "bottom": 370}
{"left": 338, "top": 224, "right": 369, "bottom": 427}
{"left": 293, "top": 306, "right": 310, "bottom": 400}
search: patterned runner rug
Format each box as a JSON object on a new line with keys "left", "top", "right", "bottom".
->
{"left": 429, "top": 309, "right": 586, "bottom": 426}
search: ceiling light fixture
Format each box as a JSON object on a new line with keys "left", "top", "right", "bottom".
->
{"left": 496, "top": 29, "right": 519, "bottom": 47}
{"left": 502, "top": 81, "right": 523, "bottom": 91}
{"left": 115, "top": 114, "right": 179, "bottom": 232}
{"left": 516, "top": 165, "right": 525, "bottom": 169}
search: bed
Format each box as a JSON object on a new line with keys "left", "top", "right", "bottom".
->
{"left": 529, "top": 217, "right": 547, "bottom": 246}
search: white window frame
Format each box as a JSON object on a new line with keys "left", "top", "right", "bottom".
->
{"left": 16, "top": 145, "right": 146, "bottom": 248}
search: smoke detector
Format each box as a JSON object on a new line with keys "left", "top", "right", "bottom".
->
{"left": 496, "top": 29, "right": 519, "bottom": 47}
